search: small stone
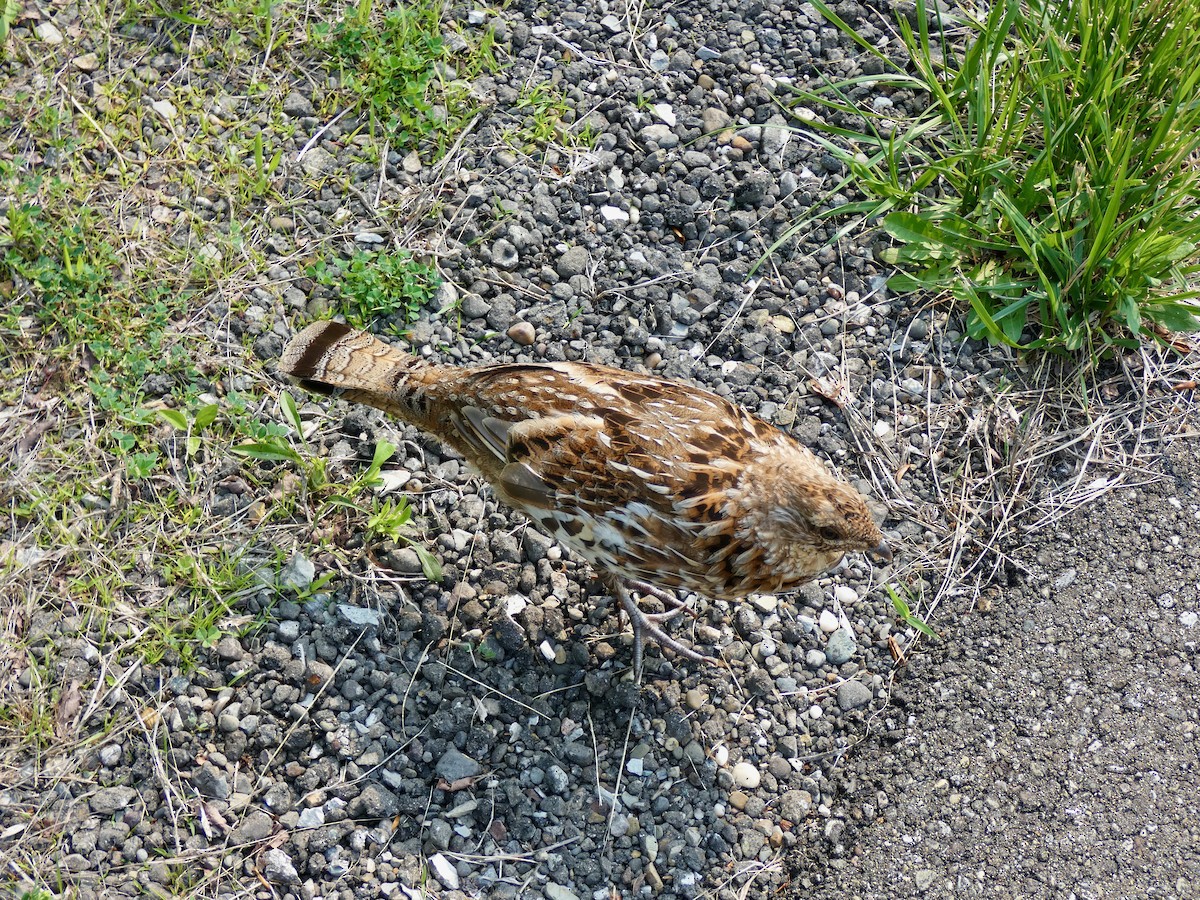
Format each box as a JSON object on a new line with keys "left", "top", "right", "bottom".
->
{"left": 825, "top": 628, "right": 857, "bottom": 665}
{"left": 749, "top": 594, "right": 777, "bottom": 613}
{"left": 426, "top": 819, "right": 453, "bottom": 851}
{"left": 915, "top": 869, "right": 936, "bottom": 890}
{"left": 837, "top": 680, "right": 873, "bottom": 711}
{"left": 279, "top": 553, "right": 314, "bottom": 590}
{"left": 779, "top": 790, "right": 813, "bottom": 822}
{"left": 608, "top": 813, "right": 630, "bottom": 837}
{"left": 436, "top": 749, "right": 482, "bottom": 782}
{"left": 652, "top": 103, "right": 677, "bottom": 127}
{"left": 460, "top": 293, "right": 491, "bottom": 319}
{"left": 649, "top": 49, "right": 670, "bottom": 72}
{"left": 354, "top": 231, "right": 384, "bottom": 244}
{"left": 556, "top": 245, "right": 590, "bottom": 278}
{"left": 507, "top": 322, "right": 536, "bottom": 345}
{"left": 98, "top": 743, "right": 122, "bottom": 767}
{"left": 336, "top": 604, "right": 382, "bottom": 628}
{"left": 702, "top": 108, "right": 731, "bottom": 132}
{"left": 600, "top": 205, "right": 630, "bottom": 224}
{"left": 626, "top": 758, "right": 644, "bottom": 776}
{"left": 491, "top": 238, "right": 519, "bottom": 269}
{"left": 215, "top": 635, "right": 244, "bottom": 661}
{"left": 300, "top": 146, "right": 336, "bottom": 178}
{"left": 402, "top": 150, "right": 422, "bottom": 174}
{"left": 349, "top": 783, "right": 400, "bottom": 818}
{"left": 731, "top": 762, "right": 761, "bottom": 789}
{"left": 150, "top": 99, "right": 177, "bottom": 121}
{"left": 191, "top": 764, "right": 230, "bottom": 800}
{"left": 429, "top": 853, "right": 459, "bottom": 890}
{"left": 72, "top": 53, "right": 100, "bottom": 71}
{"left": 90, "top": 786, "right": 137, "bottom": 815}
{"left": 35, "top": 21, "right": 64, "bottom": 43}
{"left": 283, "top": 91, "right": 315, "bottom": 117}
{"left": 229, "top": 810, "right": 273, "bottom": 845}
{"left": 818, "top": 610, "right": 839, "bottom": 633}
{"left": 297, "top": 807, "right": 325, "bottom": 828}
{"left": 545, "top": 884, "right": 580, "bottom": 900}
{"left": 382, "top": 547, "right": 423, "bottom": 575}
{"left": 599, "top": 14, "right": 622, "bottom": 33}
{"left": 833, "top": 585, "right": 859, "bottom": 605}
{"left": 252, "top": 844, "right": 300, "bottom": 885}
{"left": 640, "top": 124, "right": 678, "bottom": 148}
{"left": 685, "top": 688, "right": 708, "bottom": 710}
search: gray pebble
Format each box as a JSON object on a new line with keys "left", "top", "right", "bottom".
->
{"left": 279, "top": 553, "right": 314, "bottom": 590}
{"left": 436, "top": 748, "right": 482, "bottom": 782}
{"left": 837, "top": 680, "right": 873, "bottom": 711}
{"left": 191, "top": 763, "right": 230, "bottom": 800}
{"left": 349, "top": 783, "right": 400, "bottom": 818}
{"left": 460, "top": 293, "right": 492, "bottom": 319}
{"left": 825, "top": 627, "right": 857, "bottom": 665}
{"left": 262, "top": 848, "right": 299, "bottom": 884}
{"left": 557, "top": 245, "right": 590, "bottom": 278}
{"left": 337, "top": 604, "right": 382, "bottom": 628}
{"left": 491, "top": 238, "right": 519, "bottom": 269}
{"left": 90, "top": 786, "right": 137, "bottom": 815}
{"left": 282, "top": 91, "right": 314, "bottom": 117}
{"left": 228, "top": 810, "right": 273, "bottom": 845}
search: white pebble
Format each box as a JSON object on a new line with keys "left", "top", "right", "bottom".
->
{"left": 1181, "top": 611, "right": 1198, "bottom": 627}
{"left": 810, "top": 705, "right": 823, "bottom": 720}
{"left": 599, "top": 205, "right": 629, "bottom": 223}
{"left": 712, "top": 744, "right": 730, "bottom": 766}
{"left": 538, "top": 640, "right": 556, "bottom": 661}
{"left": 731, "top": 762, "right": 761, "bottom": 789}
{"left": 504, "top": 594, "right": 527, "bottom": 616}
{"left": 626, "top": 758, "right": 644, "bottom": 776}
{"left": 818, "top": 610, "right": 840, "bottom": 633}
{"left": 833, "top": 586, "right": 859, "bottom": 605}
{"left": 428, "top": 854, "right": 458, "bottom": 890}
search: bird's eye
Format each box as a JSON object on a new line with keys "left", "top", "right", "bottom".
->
{"left": 817, "top": 526, "right": 842, "bottom": 542}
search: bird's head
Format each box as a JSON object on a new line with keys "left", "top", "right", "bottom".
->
{"left": 733, "top": 439, "right": 891, "bottom": 584}
{"left": 769, "top": 476, "right": 891, "bottom": 564}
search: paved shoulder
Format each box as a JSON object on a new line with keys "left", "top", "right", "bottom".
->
{"left": 794, "top": 446, "right": 1200, "bottom": 899}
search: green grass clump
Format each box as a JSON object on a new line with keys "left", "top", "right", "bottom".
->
{"left": 787, "top": 0, "right": 1200, "bottom": 355}
{"left": 1, "top": 188, "right": 191, "bottom": 416}
{"left": 319, "top": 0, "right": 496, "bottom": 156}
{"left": 309, "top": 249, "right": 441, "bottom": 330}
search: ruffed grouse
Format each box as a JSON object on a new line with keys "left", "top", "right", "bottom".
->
{"left": 280, "top": 320, "right": 890, "bottom": 671}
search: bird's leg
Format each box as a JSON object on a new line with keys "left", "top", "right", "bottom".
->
{"left": 625, "top": 579, "right": 699, "bottom": 617}
{"left": 602, "top": 576, "right": 717, "bottom": 674}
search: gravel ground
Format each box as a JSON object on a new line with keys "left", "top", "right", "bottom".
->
{"left": 2, "top": 0, "right": 1198, "bottom": 898}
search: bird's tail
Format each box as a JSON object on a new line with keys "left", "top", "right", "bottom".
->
{"left": 279, "top": 320, "right": 448, "bottom": 428}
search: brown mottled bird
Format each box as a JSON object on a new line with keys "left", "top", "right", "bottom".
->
{"left": 280, "top": 320, "right": 890, "bottom": 671}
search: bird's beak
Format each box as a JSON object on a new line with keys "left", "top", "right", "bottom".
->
{"left": 867, "top": 541, "right": 892, "bottom": 564}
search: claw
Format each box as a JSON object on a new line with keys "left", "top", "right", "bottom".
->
{"left": 602, "top": 576, "right": 719, "bottom": 675}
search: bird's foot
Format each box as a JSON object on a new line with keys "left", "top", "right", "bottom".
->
{"left": 608, "top": 579, "right": 719, "bottom": 675}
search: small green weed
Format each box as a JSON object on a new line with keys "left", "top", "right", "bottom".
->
{"left": 513, "top": 81, "right": 572, "bottom": 149}
{"left": 886, "top": 584, "right": 938, "bottom": 639}
{"left": 317, "top": 0, "right": 496, "bottom": 155}
{"left": 233, "top": 396, "right": 442, "bottom": 580}
{"left": 309, "top": 249, "right": 440, "bottom": 330}
{"left": 1, "top": 192, "right": 191, "bottom": 413}
{"left": 783, "top": 0, "right": 1200, "bottom": 355}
